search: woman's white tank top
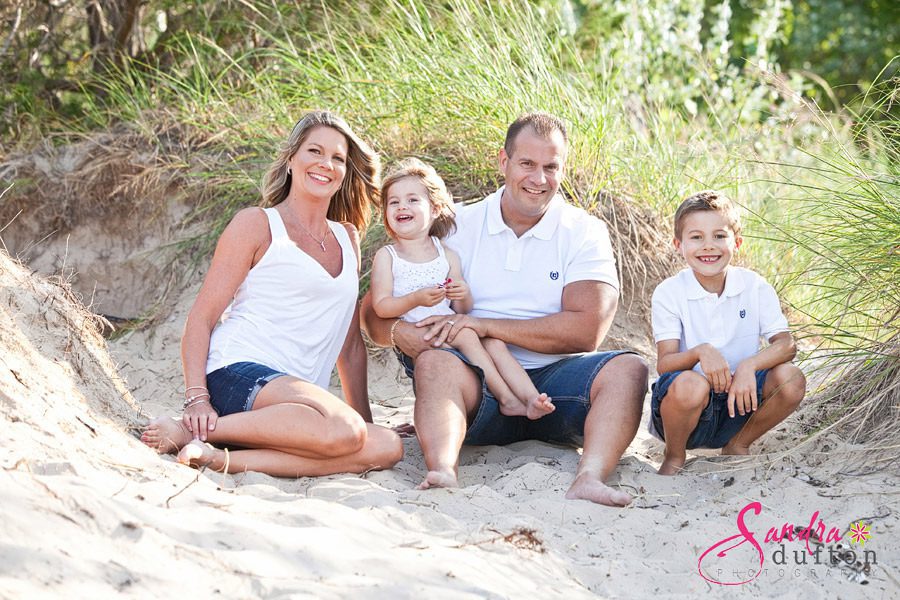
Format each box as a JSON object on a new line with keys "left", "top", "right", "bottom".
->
{"left": 206, "top": 207, "right": 358, "bottom": 389}
{"left": 386, "top": 236, "right": 454, "bottom": 323}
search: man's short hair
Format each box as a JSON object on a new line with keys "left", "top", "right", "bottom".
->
{"left": 673, "top": 190, "right": 742, "bottom": 238}
{"left": 504, "top": 112, "right": 568, "bottom": 157}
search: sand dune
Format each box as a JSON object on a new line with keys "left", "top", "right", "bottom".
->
{"left": 0, "top": 247, "right": 896, "bottom": 598}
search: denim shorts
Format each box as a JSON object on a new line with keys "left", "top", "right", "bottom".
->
{"left": 650, "top": 369, "right": 770, "bottom": 449}
{"left": 397, "top": 347, "right": 634, "bottom": 446}
{"left": 206, "top": 361, "right": 287, "bottom": 416}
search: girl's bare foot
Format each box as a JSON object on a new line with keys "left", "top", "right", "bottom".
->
{"left": 496, "top": 394, "right": 528, "bottom": 417}
{"left": 176, "top": 440, "right": 221, "bottom": 469}
{"left": 141, "top": 417, "right": 192, "bottom": 454}
{"left": 417, "top": 468, "right": 458, "bottom": 490}
{"left": 658, "top": 452, "right": 687, "bottom": 475}
{"left": 525, "top": 393, "right": 555, "bottom": 420}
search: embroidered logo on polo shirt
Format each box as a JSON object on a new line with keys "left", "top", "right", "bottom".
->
{"left": 740, "top": 309, "right": 746, "bottom": 318}
{"left": 550, "top": 271, "right": 559, "bottom": 280}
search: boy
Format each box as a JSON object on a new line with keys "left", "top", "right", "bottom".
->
{"left": 650, "top": 191, "right": 806, "bottom": 475}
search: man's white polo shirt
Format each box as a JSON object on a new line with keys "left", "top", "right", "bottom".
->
{"left": 651, "top": 267, "right": 788, "bottom": 375}
{"left": 445, "top": 186, "right": 619, "bottom": 369}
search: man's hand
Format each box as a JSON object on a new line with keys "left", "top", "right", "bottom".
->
{"left": 727, "top": 364, "right": 758, "bottom": 418}
{"left": 415, "top": 285, "right": 448, "bottom": 308}
{"left": 697, "top": 343, "right": 732, "bottom": 393}
{"left": 417, "top": 314, "right": 486, "bottom": 347}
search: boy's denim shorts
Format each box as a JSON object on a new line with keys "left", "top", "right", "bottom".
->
{"left": 397, "top": 347, "right": 634, "bottom": 447}
{"left": 650, "top": 369, "right": 770, "bottom": 449}
{"left": 206, "top": 361, "right": 287, "bottom": 416}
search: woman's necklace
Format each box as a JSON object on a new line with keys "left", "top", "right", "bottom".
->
{"left": 296, "top": 220, "right": 330, "bottom": 252}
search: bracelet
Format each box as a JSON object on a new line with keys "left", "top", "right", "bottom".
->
{"left": 184, "top": 385, "right": 208, "bottom": 396}
{"left": 389, "top": 319, "right": 401, "bottom": 349}
{"left": 182, "top": 392, "right": 210, "bottom": 409}
{"left": 183, "top": 397, "right": 211, "bottom": 410}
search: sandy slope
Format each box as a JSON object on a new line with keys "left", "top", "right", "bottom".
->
{"left": 1, "top": 248, "right": 897, "bottom": 599}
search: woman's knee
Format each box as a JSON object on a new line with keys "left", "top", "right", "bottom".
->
{"left": 367, "top": 425, "right": 403, "bottom": 468}
{"left": 666, "top": 371, "right": 710, "bottom": 411}
{"left": 320, "top": 412, "right": 368, "bottom": 456}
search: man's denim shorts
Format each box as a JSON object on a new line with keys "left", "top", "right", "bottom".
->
{"left": 397, "top": 347, "right": 634, "bottom": 446}
{"left": 650, "top": 369, "right": 770, "bottom": 449}
{"left": 206, "top": 361, "right": 287, "bottom": 416}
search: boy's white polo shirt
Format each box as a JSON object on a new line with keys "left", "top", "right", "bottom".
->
{"left": 651, "top": 267, "right": 788, "bottom": 375}
{"left": 445, "top": 186, "right": 619, "bottom": 369}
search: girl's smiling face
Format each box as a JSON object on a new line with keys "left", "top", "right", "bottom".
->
{"left": 384, "top": 176, "right": 438, "bottom": 240}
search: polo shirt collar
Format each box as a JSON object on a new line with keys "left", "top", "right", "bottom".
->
{"left": 487, "top": 186, "right": 564, "bottom": 240}
{"left": 684, "top": 266, "right": 745, "bottom": 299}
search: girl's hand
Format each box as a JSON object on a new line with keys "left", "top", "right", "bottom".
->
{"left": 182, "top": 400, "right": 218, "bottom": 442}
{"left": 415, "top": 286, "right": 447, "bottom": 307}
{"left": 444, "top": 279, "right": 469, "bottom": 301}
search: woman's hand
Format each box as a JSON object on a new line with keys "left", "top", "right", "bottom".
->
{"left": 182, "top": 400, "right": 218, "bottom": 442}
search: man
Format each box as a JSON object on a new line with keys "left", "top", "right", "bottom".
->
{"left": 362, "top": 112, "right": 647, "bottom": 506}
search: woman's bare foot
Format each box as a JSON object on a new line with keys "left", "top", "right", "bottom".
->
{"left": 176, "top": 440, "right": 221, "bottom": 469}
{"left": 721, "top": 441, "right": 750, "bottom": 456}
{"left": 565, "top": 474, "right": 632, "bottom": 506}
{"left": 417, "top": 468, "right": 458, "bottom": 490}
{"left": 658, "top": 451, "right": 687, "bottom": 475}
{"left": 525, "top": 393, "right": 555, "bottom": 420}
{"left": 141, "top": 417, "right": 192, "bottom": 454}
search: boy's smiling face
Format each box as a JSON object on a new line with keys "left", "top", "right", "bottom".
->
{"left": 674, "top": 210, "right": 743, "bottom": 291}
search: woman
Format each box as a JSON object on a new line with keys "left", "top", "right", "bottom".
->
{"left": 141, "top": 111, "right": 402, "bottom": 476}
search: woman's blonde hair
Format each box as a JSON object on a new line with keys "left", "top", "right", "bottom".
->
{"left": 260, "top": 111, "right": 381, "bottom": 233}
{"left": 380, "top": 158, "right": 456, "bottom": 239}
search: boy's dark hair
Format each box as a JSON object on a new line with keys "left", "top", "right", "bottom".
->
{"left": 673, "top": 190, "right": 742, "bottom": 239}
{"left": 504, "top": 112, "right": 568, "bottom": 157}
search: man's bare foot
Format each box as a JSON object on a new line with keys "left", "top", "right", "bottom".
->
{"left": 525, "top": 393, "right": 555, "bottom": 420}
{"left": 565, "top": 473, "right": 632, "bottom": 506}
{"left": 141, "top": 417, "right": 191, "bottom": 454}
{"left": 176, "top": 440, "right": 221, "bottom": 469}
{"left": 658, "top": 453, "right": 687, "bottom": 476}
{"left": 721, "top": 441, "right": 750, "bottom": 456}
{"left": 417, "top": 468, "right": 458, "bottom": 490}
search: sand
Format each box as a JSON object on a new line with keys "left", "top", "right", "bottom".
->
{"left": 0, "top": 248, "right": 896, "bottom": 599}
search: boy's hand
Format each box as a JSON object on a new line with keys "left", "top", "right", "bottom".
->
{"left": 697, "top": 344, "right": 731, "bottom": 393}
{"left": 444, "top": 278, "right": 469, "bottom": 301}
{"left": 727, "top": 364, "right": 758, "bottom": 418}
{"left": 415, "top": 286, "right": 447, "bottom": 307}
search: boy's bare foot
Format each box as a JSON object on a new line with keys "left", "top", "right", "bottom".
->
{"left": 525, "top": 393, "right": 555, "bottom": 420}
{"left": 565, "top": 474, "right": 632, "bottom": 506}
{"left": 176, "top": 439, "right": 220, "bottom": 468}
{"left": 141, "top": 417, "right": 192, "bottom": 454}
{"left": 721, "top": 441, "right": 750, "bottom": 456}
{"left": 658, "top": 452, "right": 687, "bottom": 475}
{"left": 417, "top": 468, "right": 458, "bottom": 490}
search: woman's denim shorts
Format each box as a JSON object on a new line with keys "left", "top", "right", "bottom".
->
{"left": 206, "top": 361, "right": 287, "bottom": 416}
{"left": 650, "top": 369, "right": 770, "bottom": 449}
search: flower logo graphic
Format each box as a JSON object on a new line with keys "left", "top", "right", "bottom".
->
{"left": 849, "top": 521, "right": 871, "bottom": 545}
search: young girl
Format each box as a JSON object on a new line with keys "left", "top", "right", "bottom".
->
{"left": 371, "top": 158, "right": 554, "bottom": 420}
